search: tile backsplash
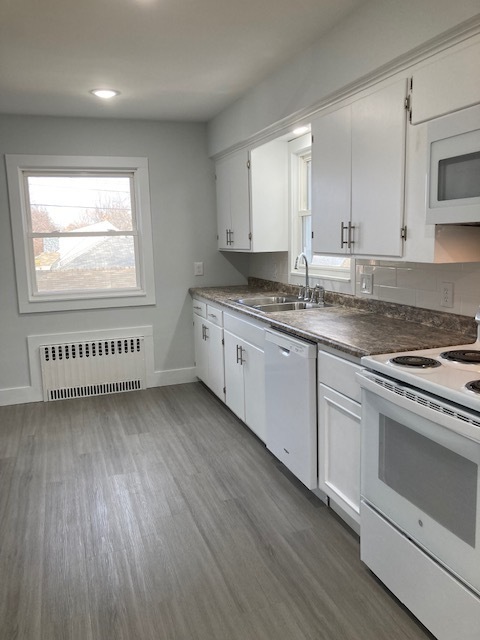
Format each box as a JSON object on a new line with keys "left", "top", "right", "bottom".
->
{"left": 247, "top": 252, "right": 480, "bottom": 318}
{"left": 356, "top": 260, "right": 480, "bottom": 317}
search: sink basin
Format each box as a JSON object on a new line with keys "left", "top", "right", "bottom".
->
{"left": 235, "top": 295, "right": 298, "bottom": 306}
{"left": 233, "top": 294, "right": 331, "bottom": 312}
{"left": 255, "top": 301, "right": 317, "bottom": 312}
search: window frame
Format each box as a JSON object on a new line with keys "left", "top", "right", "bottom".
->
{"left": 6, "top": 155, "right": 156, "bottom": 313}
{"left": 289, "top": 135, "right": 354, "bottom": 288}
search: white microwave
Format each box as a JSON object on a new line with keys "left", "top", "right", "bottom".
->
{"left": 426, "top": 103, "right": 480, "bottom": 224}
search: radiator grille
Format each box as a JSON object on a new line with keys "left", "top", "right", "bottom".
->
{"left": 40, "top": 337, "right": 146, "bottom": 401}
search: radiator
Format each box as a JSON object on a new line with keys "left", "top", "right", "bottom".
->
{"left": 40, "top": 337, "right": 146, "bottom": 401}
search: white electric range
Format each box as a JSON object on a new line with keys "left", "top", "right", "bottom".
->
{"left": 357, "top": 310, "right": 480, "bottom": 640}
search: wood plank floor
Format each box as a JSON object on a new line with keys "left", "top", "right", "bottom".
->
{"left": 0, "top": 383, "right": 434, "bottom": 640}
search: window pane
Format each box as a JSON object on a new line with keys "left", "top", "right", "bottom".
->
{"left": 33, "top": 235, "right": 138, "bottom": 293}
{"left": 302, "top": 214, "right": 312, "bottom": 257}
{"left": 28, "top": 175, "right": 133, "bottom": 232}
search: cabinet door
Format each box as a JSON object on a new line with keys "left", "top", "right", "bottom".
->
{"left": 193, "top": 315, "right": 208, "bottom": 385}
{"left": 224, "top": 330, "right": 245, "bottom": 421}
{"left": 250, "top": 139, "right": 288, "bottom": 253}
{"left": 318, "top": 384, "right": 361, "bottom": 525}
{"left": 205, "top": 321, "right": 225, "bottom": 401}
{"left": 242, "top": 341, "right": 266, "bottom": 442}
{"left": 215, "top": 150, "right": 251, "bottom": 251}
{"left": 351, "top": 79, "right": 407, "bottom": 257}
{"left": 312, "top": 105, "right": 352, "bottom": 255}
{"left": 411, "top": 39, "right": 480, "bottom": 124}
{"left": 215, "top": 155, "right": 233, "bottom": 250}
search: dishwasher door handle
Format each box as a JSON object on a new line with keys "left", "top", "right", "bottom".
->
{"left": 279, "top": 346, "right": 291, "bottom": 356}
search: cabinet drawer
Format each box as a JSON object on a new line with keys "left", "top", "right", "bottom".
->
{"left": 224, "top": 312, "right": 265, "bottom": 349}
{"left": 206, "top": 304, "right": 223, "bottom": 327}
{"left": 318, "top": 350, "right": 361, "bottom": 403}
{"left": 192, "top": 300, "right": 206, "bottom": 318}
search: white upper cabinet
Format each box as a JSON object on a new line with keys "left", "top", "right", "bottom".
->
{"left": 215, "top": 149, "right": 251, "bottom": 250}
{"left": 312, "top": 78, "right": 408, "bottom": 258}
{"left": 215, "top": 139, "right": 288, "bottom": 253}
{"left": 351, "top": 78, "right": 407, "bottom": 257}
{"left": 249, "top": 140, "right": 288, "bottom": 252}
{"left": 311, "top": 105, "right": 351, "bottom": 255}
{"left": 410, "top": 38, "right": 480, "bottom": 125}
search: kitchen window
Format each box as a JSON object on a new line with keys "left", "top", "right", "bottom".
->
{"left": 6, "top": 155, "right": 155, "bottom": 313}
{"left": 289, "top": 134, "right": 352, "bottom": 283}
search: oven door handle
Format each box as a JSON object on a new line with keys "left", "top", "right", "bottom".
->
{"left": 356, "top": 370, "right": 480, "bottom": 444}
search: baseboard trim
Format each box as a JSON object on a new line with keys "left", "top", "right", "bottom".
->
{"left": 0, "top": 386, "right": 42, "bottom": 406}
{"left": 0, "top": 367, "right": 197, "bottom": 406}
{"left": 147, "top": 367, "right": 197, "bottom": 388}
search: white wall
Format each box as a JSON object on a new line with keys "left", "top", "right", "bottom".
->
{"left": 208, "top": 0, "right": 480, "bottom": 156}
{"left": 0, "top": 115, "right": 248, "bottom": 402}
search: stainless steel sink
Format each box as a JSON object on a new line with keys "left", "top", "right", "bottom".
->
{"left": 234, "top": 295, "right": 298, "bottom": 306}
{"left": 256, "top": 301, "right": 332, "bottom": 312}
{"left": 233, "top": 294, "right": 331, "bottom": 313}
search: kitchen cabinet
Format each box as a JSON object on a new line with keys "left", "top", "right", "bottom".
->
{"left": 215, "top": 139, "right": 288, "bottom": 253}
{"left": 318, "top": 349, "right": 361, "bottom": 531}
{"left": 312, "top": 78, "right": 407, "bottom": 258}
{"left": 215, "top": 150, "right": 251, "bottom": 250}
{"left": 223, "top": 312, "right": 266, "bottom": 441}
{"left": 410, "top": 37, "right": 480, "bottom": 125}
{"left": 193, "top": 300, "right": 225, "bottom": 401}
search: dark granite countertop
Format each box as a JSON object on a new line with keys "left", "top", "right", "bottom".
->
{"left": 190, "top": 280, "right": 477, "bottom": 360}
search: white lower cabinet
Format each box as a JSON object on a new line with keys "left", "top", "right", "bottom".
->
{"left": 224, "top": 312, "right": 266, "bottom": 442}
{"left": 318, "top": 350, "right": 362, "bottom": 529}
{"left": 193, "top": 300, "right": 225, "bottom": 401}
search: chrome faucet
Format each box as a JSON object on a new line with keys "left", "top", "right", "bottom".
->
{"left": 295, "top": 252, "right": 310, "bottom": 300}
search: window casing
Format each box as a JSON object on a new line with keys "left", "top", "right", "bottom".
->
{"left": 6, "top": 155, "right": 156, "bottom": 313}
{"left": 289, "top": 135, "right": 353, "bottom": 284}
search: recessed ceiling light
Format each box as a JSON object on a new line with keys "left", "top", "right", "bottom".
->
{"left": 292, "top": 125, "right": 310, "bottom": 136}
{"left": 90, "top": 89, "right": 120, "bottom": 100}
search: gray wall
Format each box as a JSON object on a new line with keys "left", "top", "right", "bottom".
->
{"left": 0, "top": 115, "right": 248, "bottom": 396}
{"left": 208, "top": 0, "right": 480, "bottom": 156}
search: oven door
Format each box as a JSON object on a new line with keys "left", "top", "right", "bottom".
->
{"left": 359, "top": 371, "right": 480, "bottom": 595}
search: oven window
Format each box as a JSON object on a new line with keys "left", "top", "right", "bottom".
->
{"left": 438, "top": 151, "right": 480, "bottom": 201}
{"left": 379, "top": 417, "right": 478, "bottom": 547}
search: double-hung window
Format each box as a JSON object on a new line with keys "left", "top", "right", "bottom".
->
{"left": 6, "top": 155, "right": 155, "bottom": 313}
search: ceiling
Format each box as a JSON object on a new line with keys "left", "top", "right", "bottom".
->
{"left": 0, "top": 0, "right": 367, "bottom": 122}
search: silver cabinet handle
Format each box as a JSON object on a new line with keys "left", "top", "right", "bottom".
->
{"left": 347, "top": 221, "right": 355, "bottom": 248}
{"left": 208, "top": 313, "right": 217, "bottom": 319}
{"left": 229, "top": 229, "right": 234, "bottom": 245}
{"left": 236, "top": 344, "right": 245, "bottom": 364}
{"left": 194, "top": 305, "right": 202, "bottom": 311}
{"left": 226, "top": 229, "right": 230, "bottom": 245}
{"left": 340, "top": 222, "right": 348, "bottom": 248}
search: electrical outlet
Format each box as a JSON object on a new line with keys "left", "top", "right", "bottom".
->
{"left": 440, "top": 282, "right": 454, "bottom": 308}
{"left": 194, "top": 261, "right": 204, "bottom": 276}
{"left": 360, "top": 273, "right": 373, "bottom": 295}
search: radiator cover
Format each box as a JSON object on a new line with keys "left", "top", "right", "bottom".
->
{"left": 40, "top": 337, "right": 146, "bottom": 401}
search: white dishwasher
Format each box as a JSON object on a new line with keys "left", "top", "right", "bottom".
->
{"left": 264, "top": 329, "right": 317, "bottom": 489}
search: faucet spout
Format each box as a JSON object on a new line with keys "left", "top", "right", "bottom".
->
{"left": 295, "top": 252, "right": 309, "bottom": 299}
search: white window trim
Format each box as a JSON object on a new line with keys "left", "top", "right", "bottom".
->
{"left": 6, "top": 155, "right": 156, "bottom": 313}
{"left": 288, "top": 135, "right": 355, "bottom": 292}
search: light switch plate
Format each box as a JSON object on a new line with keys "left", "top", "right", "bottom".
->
{"left": 194, "top": 262, "right": 204, "bottom": 276}
{"left": 360, "top": 273, "right": 373, "bottom": 294}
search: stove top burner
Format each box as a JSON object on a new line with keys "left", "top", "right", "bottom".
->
{"left": 389, "top": 355, "right": 441, "bottom": 369}
{"left": 465, "top": 380, "right": 480, "bottom": 394}
{"left": 440, "top": 349, "right": 480, "bottom": 364}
